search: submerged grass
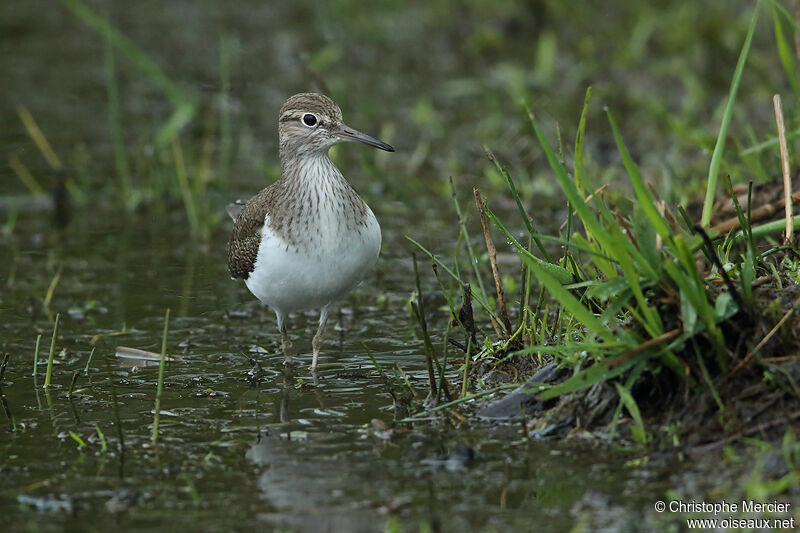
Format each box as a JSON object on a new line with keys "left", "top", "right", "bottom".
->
{"left": 43, "top": 313, "right": 59, "bottom": 389}
{"left": 31, "top": 334, "right": 41, "bottom": 382}
{"left": 151, "top": 308, "right": 170, "bottom": 444}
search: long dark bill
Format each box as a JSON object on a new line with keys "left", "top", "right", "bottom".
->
{"left": 338, "top": 124, "right": 394, "bottom": 152}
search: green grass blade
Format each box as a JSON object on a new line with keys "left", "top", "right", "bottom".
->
{"left": 32, "top": 334, "right": 41, "bottom": 380}
{"left": 406, "top": 236, "right": 500, "bottom": 323}
{"left": 401, "top": 383, "right": 519, "bottom": 421}
{"left": 731, "top": 216, "right": 800, "bottom": 243}
{"left": 83, "top": 346, "right": 96, "bottom": 374}
{"left": 62, "top": 0, "right": 191, "bottom": 106}
{"left": 69, "top": 431, "right": 87, "bottom": 449}
{"left": 152, "top": 308, "right": 170, "bottom": 444}
{"left": 62, "top": 0, "right": 197, "bottom": 148}
{"left": 701, "top": 3, "right": 760, "bottom": 227}
{"left": 483, "top": 146, "right": 552, "bottom": 262}
{"left": 606, "top": 108, "right": 673, "bottom": 244}
{"left": 524, "top": 257, "right": 618, "bottom": 345}
{"left": 510, "top": 340, "right": 625, "bottom": 358}
{"left": 483, "top": 206, "right": 574, "bottom": 284}
{"left": 538, "top": 352, "right": 650, "bottom": 400}
{"left": 524, "top": 107, "right": 617, "bottom": 255}
{"left": 614, "top": 382, "right": 648, "bottom": 444}
{"left": 594, "top": 198, "right": 660, "bottom": 280}
{"left": 95, "top": 424, "right": 108, "bottom": 453}
{"left": 772, "top": 7, "right": 800, "bottom": 95}
{"left": 574, "top": 87, "right": 592, "bottom": 195}
{"left": 609, "top": 231, "right": 663, "bottom": 336}
{"left": 571, "top": 234, "right": 618, "bottom": 280}
{"left": 449, "top": 177, "right": 489, "bottom": 300}
{"left": 609, "top": 360, "right": 647, "bottom": 439}
{"left": 531, "top": 233, "right": 618, "bottom": 264}
{"left": 766, "top": 0, "right": 800, "bottom": 32}
{"left": 44, "top": 313, "right": 60, "bottom": 389}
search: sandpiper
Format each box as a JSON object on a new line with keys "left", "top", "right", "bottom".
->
{"left": 227, "top": 93, "right": 394, "bottom": 371}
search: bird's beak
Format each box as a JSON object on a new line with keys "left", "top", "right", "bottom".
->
{"left": 338, "top": 124, "right": 394, "bottom": 152}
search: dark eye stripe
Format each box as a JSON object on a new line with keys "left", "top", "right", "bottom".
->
{"left": 278, "top": 112, "right": 324, "bottom": 124}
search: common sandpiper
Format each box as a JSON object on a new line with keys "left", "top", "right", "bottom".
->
{"left": 227, "top": 93, "right": 394, "bottom": 371}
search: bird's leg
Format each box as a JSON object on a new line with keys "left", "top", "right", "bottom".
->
{"left": 276, "top": 311, "right": 293, "bottom": 364}
{"left": 311, "top": 306, "right": 331, "bottom": 371}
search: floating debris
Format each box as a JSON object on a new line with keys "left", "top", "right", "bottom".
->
{"left": 115, "top": 346, "right": 178, "bottom": 368}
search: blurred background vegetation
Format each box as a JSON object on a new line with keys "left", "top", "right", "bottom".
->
{"left": 1, "top": 0, "right": 789, "bottom": 238}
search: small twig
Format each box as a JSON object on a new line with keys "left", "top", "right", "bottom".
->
{"left": 687, "top": 410, "right": 800, "bottom": 455}
{"left": 751, "top": 275, "right": 772, "bottom": 289}
{"left": 773, "top": 94, "right": 794, "bottom": 243}
{"left": 795, "top": 0, "right": 800, "bottom": 63}
{"left": 559, "top": 184, "right": 608, "bottom": 232}
{"left": 761, "top": 354, "right": 800, "bottom": 363}
{"left": 448, "top": 338, "right": 479, "bottom": 355}
{"left": 726, "top": 292, "right": 800, "bottom": 379}
{"left": 709, "top": 191, "right": 800, "bottom": 235}
{"left": 604, "top": 328, "right": 681, "bottom": 369}
{"left": 473, "top": 188, "right": 512, "bottom": 338}
{"left": 401, "top": 383, "right": 519, "bottom": 421}
{"left": 615, "top": 212, "right": 639, "bottom": 248}
{"left": 457, "top": 283, "right": 477, "bottom": 346}
{"left": 67, "top": 371, "right": 80, "bottom": 396}
{"left": 411, "top": 254, "right": 438, "bottom": 401}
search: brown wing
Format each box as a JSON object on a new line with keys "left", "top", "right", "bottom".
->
{"left": 227, "top": 187, "right": 275, "bottom": 280}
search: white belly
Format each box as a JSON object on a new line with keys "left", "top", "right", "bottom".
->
{"left": 245, "top": 209, "right": 381, "bottom": 314}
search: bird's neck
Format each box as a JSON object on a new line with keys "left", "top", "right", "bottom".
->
{"left": 280, "top": 151, "right": 346, "bottom": 188}
{"left": 272, "top": 149, "right": 371, "bottom": 242}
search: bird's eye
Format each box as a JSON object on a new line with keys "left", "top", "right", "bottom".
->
{"left": 302, "top": 113, "right": 318, "bottom": 127}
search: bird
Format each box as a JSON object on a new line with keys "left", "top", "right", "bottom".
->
{"left": 227, "top": 93, "right": 394, "bottom": 371}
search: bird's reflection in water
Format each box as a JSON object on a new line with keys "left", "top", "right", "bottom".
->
{"left": 245, "top": 360, "right": 378, "bottom": 532}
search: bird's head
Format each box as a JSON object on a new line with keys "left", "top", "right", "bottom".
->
{"left": 278, "top": 93, "right": 394, "bottom": 158}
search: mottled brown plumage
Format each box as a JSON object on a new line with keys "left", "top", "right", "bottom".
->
{"left": 226, "top": 161, "right": 373, "bottom": 279}
{"left": 227, "top": 187, "right": 278, "bottom": 279}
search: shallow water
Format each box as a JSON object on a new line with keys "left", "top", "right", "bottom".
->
{"left": 1, "top": 210, "right": 678, "bottom": 532}
{"left": 1, "top": 1, "right": 788, "bottom": 531}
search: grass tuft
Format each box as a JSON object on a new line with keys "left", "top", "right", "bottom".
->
{"left": 407, "top": 11, "right": 800, "bottom": 446}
